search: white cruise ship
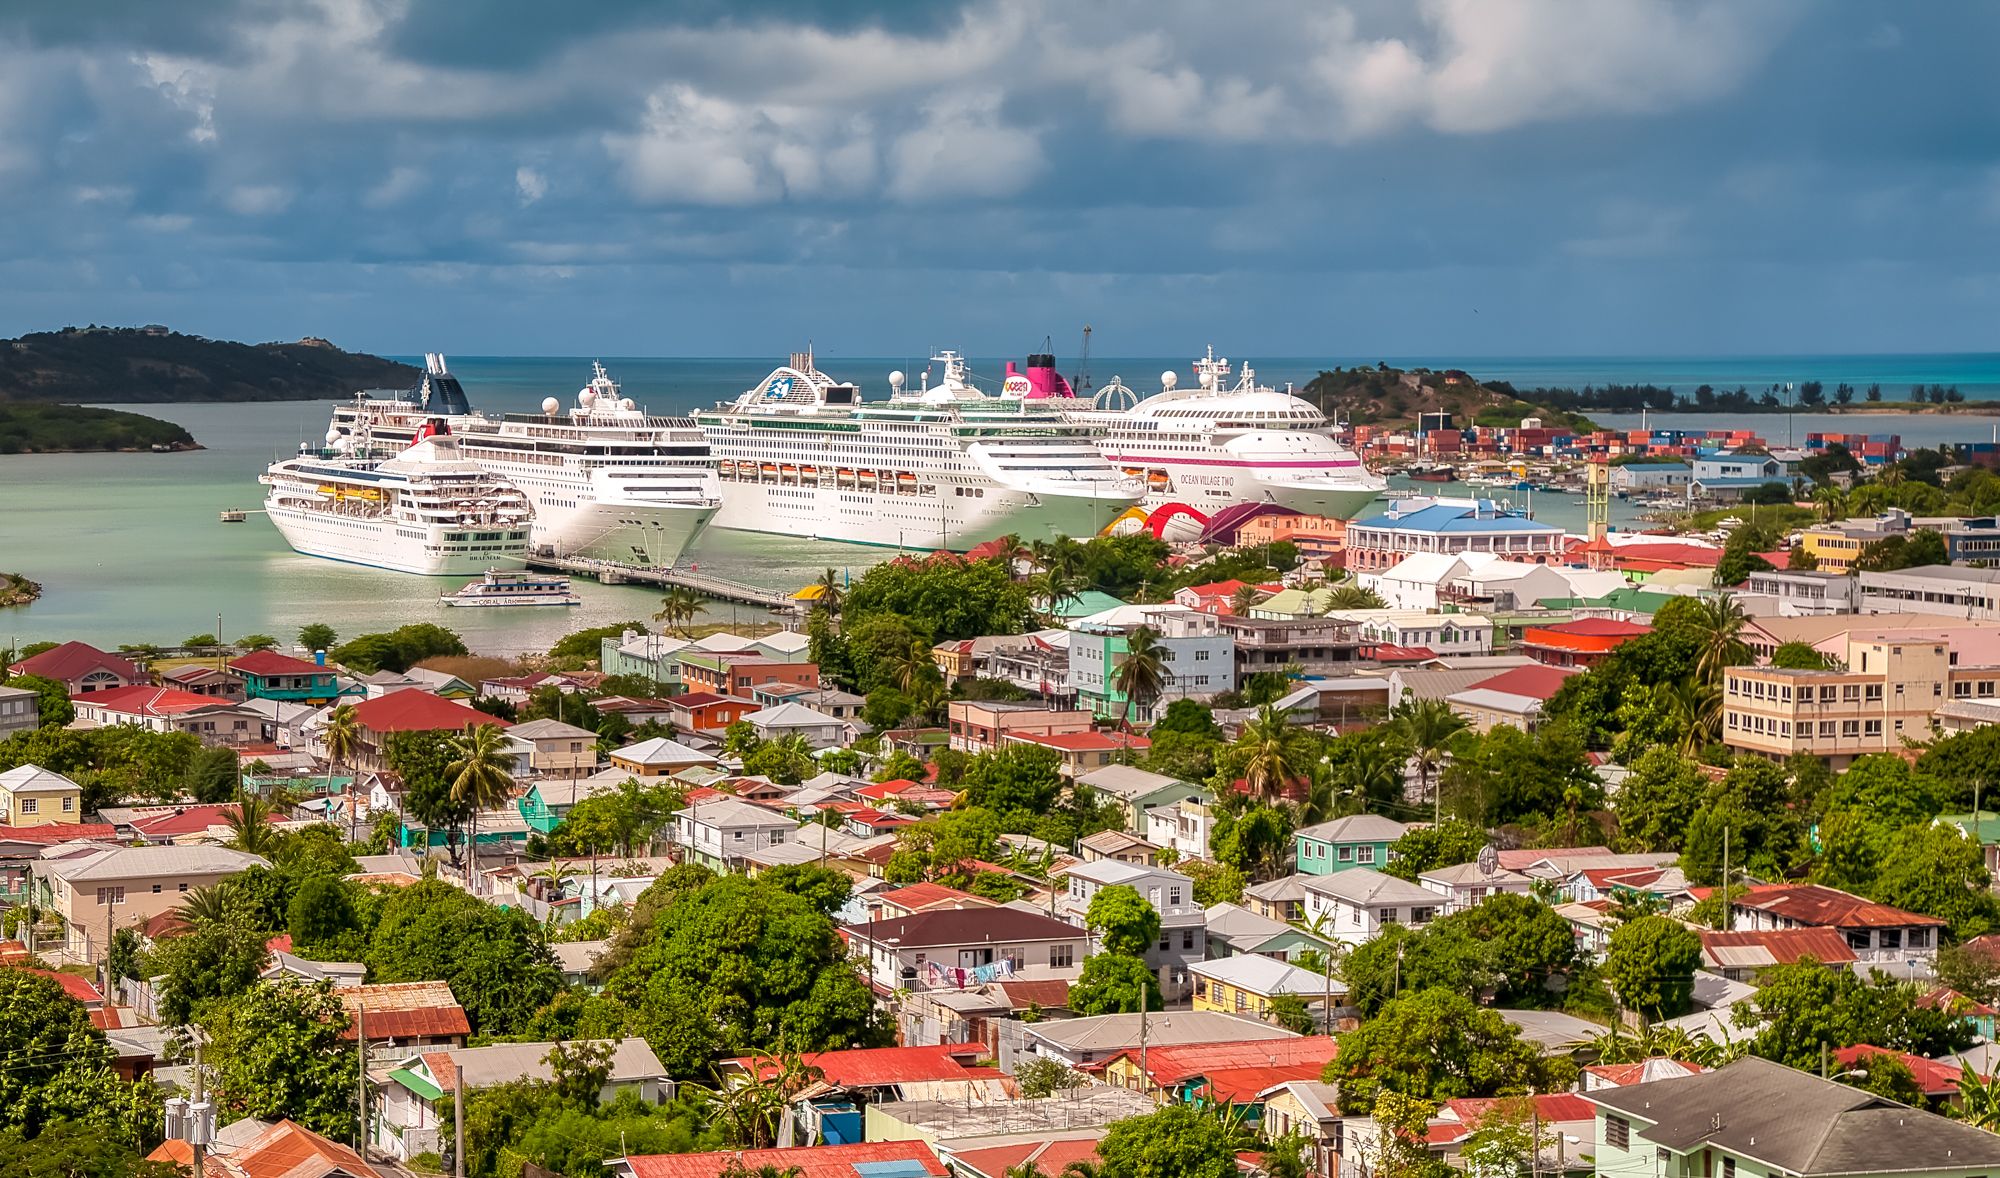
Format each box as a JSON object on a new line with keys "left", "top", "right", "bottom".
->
{"left": 695, "top": 350, "right": 1145, "bottom": 550}
{"left": 327, "top": 356, "right": 720, "bottom": 566}
{"left": 261, "top": 422, "right": 534, "bottom": 575}
{"left": 1045, "top": 347, "right": 1387, "bottom": 519}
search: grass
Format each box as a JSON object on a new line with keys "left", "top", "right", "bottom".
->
{"left": 1689, "top": 504, "right": 1817, "bottom": 531}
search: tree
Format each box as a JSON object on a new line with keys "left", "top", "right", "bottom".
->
{"left": 1733, "top": 959, "right": 1972, "bottom": 1069}
{"left": 1269, "top": 993, "right": 1318, "bottom": 1035}
{"left": 1770, "top": 641, "right": 1833, "bottom": 670}
{"left": 1236, "top": 705, "right": 1301, "bottom": 803}
{"left": 1095, "top": 1105, "right": 1243, "bottom": 1178}
{"left": 1209, "top": 803, "right": 1293, "bottom": 880}
{"left": 1113, "top": 625, "right": 1168, "bottom": 721}
{"left": 368, "top": 880, "right": 562, "bottom": 1036}
{"left": 1613, "top": 747, "right": 1708, "bottom": 853}
{"left": 235, "top": 633, "right": 280, "bottom": 651}
{"left": 1604, "top": 916, "right": 1703, "bottom": 1020}
{"left": 152, "top": 913, "right": 272, "bottom": 1027}
{"left": 653, "top": 587, "right": 703, "bottom": 636}
{"left": 0, "top": 1128, "right": 181, "bottom": 1177}
{"left": 1441, "top": 893, "right": 1579, "bottom": 1007}
{"left": 1957, "top": 1063, "right": 2000, "bottom": 1131}
{"left": 1326, "top": 584, "right": 1385, "bottom": 610}
{"left": 224, "top": 793, "right": 280, "bottom": 857}
{"left": 1382, "top": 818, "right": 1487, "bottom": 882}
{"left": 1087, "top": 884, "right": 1162, "bottom": 957}
{"left": 286, "top": 875, "right": 360, "bottom": 955}
{"left": 1152, "top": 699, "right": 1221, "bottom": 740}
{"left": 201, "top": 978, "right": 358, "bottom": 1139}
{"left": 297, "top": 623, "right": 338, "bottom": 652}
{"left": 741, "top": 733, "right": 817, "bottom": 786}
{"left": 4, "top": 674, "right": 72, "bottom": 728}
{"left": 0, "top": 969, "right": 156, "bottom": 1141}
{"left": 544, "top": 1038, "right": 616, "bottom": 1108}
{"left": 185, "top": 745, "right": 241, "bottom": 804}
{"left": 1870, "top": 822, "right": 1999, "bottom": 938}
{"left": 1442, "top": 723, "right": 1601, "bottom": 832}
{"left": 1017, "top": 1056, "right": 1088, "bottom": 1098}
{"left": 447, "top": 722, "right": 517, "bottom": 892}
{"left": 1391, "top": 698, "right": 1467, "bottom": 819}
{"left": 1327, "top": 988, "right": 1575, "bottom": 1114}
{"left": 331, "top": 623, "right": 466, "bottom": 674}
{"left": 1182, "top": 860, "right": 1246, "bottom": 906}
{"left": 1366, "top": 1092, "right": 1454, "bottom": 1178}
{"left": 1068, "top": 952, "right": 1162, "bottom": 1015}
{"left": 1693, "top": 595, "right": 1751, "bottom": 686}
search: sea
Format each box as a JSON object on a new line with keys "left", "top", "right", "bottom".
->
{"left": 5, "top": 352, "right": 2000, "bottom": 657}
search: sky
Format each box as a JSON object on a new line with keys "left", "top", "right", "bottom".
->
{"left": 1, "top": 0, "right": 1998, "bottom": 358}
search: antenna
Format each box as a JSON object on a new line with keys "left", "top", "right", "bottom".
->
{"left": 1076, "top": 324, "right": 1093, "bottom": 396}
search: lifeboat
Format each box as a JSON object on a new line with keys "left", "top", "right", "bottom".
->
{"left": 760, "top": 462, "right": 778, "bottom": 477}
{"left": 801, "top": 465, "right": 818, "bottom": 479}
{"left": 897, "top": 471, "right": 916, "bottom": 487}
{"left": 837, "top": 468, "right": 855, "bottom": 486}
{"left": 1122, "top": 467, "right": 1144, "bottom": 478}
{"left": 780, "top": 464, "right": 797, "bottom": 479}
{"left": 718, "top": 460, "right": 736, "bottom": 477}
{"left": 859, "top": 470, "right": 877, "bottom": 487}
{"left": 1147, "top": 470, "right": 1171, "bottom": 491}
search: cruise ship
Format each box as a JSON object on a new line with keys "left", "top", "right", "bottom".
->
{"left": 695, "top": 350, "right": 1145, "bottom": 550}
{"left": 326, "top": 356, "right": 720, "bottom": 565}
{"left": 1028, "top": 347, "right": 1387, "bottom": 519}
{"left": 261, "top": 421, "right": 534, "bottom": 575}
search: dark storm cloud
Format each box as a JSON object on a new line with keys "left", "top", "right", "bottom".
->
{"left": 0, "top": 0, "right": 1996, "bottom": 355}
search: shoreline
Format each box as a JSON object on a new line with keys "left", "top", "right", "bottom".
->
{"left": 0, "top": 573, "right": 43, "bottom": 608}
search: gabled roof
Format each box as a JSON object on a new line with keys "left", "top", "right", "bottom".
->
{"left": 1733, "top": 883, "right": 1946, "bottom": 929}
{"left": 1699, "top": 927, "right": 1857, "bottom": 969}
{"left": 746, "top": 701, "right": 842, "bottom": 727}
{"left": 1527, "top": 617, "right": 1653, "bottom": 638}
{"left": 0, "top": 765, "right": 82, "bottom": 794}
{"left": 418, "top": 1037, "right": 663, "bottom": 1092}
{"left": 1582, "top": 1055, "right": 2000, "bottom": 1175}
{"left": 1108, "top": 1035, "right": 1337, "bottom": 1085}
{"left": 610, "top": 736, "right": 715, "bottom": 766}
{"left": 876, "top": 882, "right": 990, "bottom": 913}
{"left": 1187, "top": 954, "right": 1332, "bottom": 997}
{"left": 951, "top": 1138, "right": 1101, "bottom": 1178}
{"left": 725, "top": 1043, "right": 985, "bottom": 1088}
{"left": 1465, "top": 664, "right": 1577, "bottom": 701}
{"left": 42, "top": 843, "right": 267, "bottom": 881}
{"left": 227, "top": 649, "right": 328, "bottom": 677}
{"left": 1300, "top": 867, "right": 1434, "bottom": 906}
{"left": 1078, "top": 763, "right": 1193, "bottom": 800}
{"left": 8, "top": 641, "right": 138, "bottom": 683}
{"left": 507, "top": 717, "right": 597, "bottom": 740}
{"left": 336, "top": 981, "right": 471, "bottom": 1040}
{"left": 845, "top": 907, "right": 1085, "bottom": 949}
{"left": 350, "top": 691, "right": 506, "bottom": 734}
{"left": 621, "top": 1142, "right": 948, "bottom": 1178}
{"left": 678, "top": 796, "right": 794, "bottom": 828}
{"left": 1832, "top": 1045, "right": 1966, "bottom": 1095}
{"left": 75, "top": 684, "right": 238, "bottom": 717}
{"left": 1296, "top": 813, "right": 1407, "bottom": 844}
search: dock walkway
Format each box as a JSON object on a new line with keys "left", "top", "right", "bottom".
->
{"left": 525, "top": 554, "right": 797, "bottom": 611}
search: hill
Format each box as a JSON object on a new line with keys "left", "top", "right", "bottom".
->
{"left": 1301, "top": 364, "right": 1596, "bottom": 431}
{"left": 0, "top": 403, "right": 198, "bottom": 453}
{"left": 0, "top": 325, "right": 418, "bottom": 403}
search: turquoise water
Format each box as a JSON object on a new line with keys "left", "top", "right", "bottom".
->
{"left": 2, "top": 353, "right": 1993, "bottom": 654}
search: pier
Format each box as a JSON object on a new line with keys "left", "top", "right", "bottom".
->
{"left": 525, "top": 554, "right": 798, "bottom": 611}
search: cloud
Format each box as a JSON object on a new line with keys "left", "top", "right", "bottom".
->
{"left": 364, "top": 165, "right": 424, "bottom": 207}
{"left": 889, "top": 93, "right": 1042, "bottom": 201}
{"left": 223, "top": 183, "right": 290, "bottom": 214}
{"left": 515, "top": 165, "right": 546, "bottom": 204}
{"left": 607, "top": 84, "right": 878, "bottom": 206}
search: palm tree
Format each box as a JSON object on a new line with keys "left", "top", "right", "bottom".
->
{"left": 1029, "top": 569, "right": 1086, "bottom": 624}
{"left": 1005, "top": 1165, "right": 1050, "bottom": 1178}
{"left": 177, "top": 883, "right": 235, "bottom": 926}
{"left": 1058, "top": 1164, "right": 1100, "bottom": 1178}
{"left": 885, "top": 638, "right": 936, "bottom": 696}
{"left": 1662, "top": 677, "right": 1721, "bottom": 756}
{"left": 812, "top": 569, "right": 844, "bottom": 617}
{"left": 1338, "top": 731, "right": 1412, "bottom": 813}
{"left": 1111, "top": 625, "right": 1168, "bottom": 722}
{"left": 653, "top": 587, "right": 704, "bottom": 636}
{"left": 1237, "top": 704, "right": 1301, "bottom": 803}
{"left": 1325, "top": 584, "right": 1384, "bottom": 611}
{"left": 1812, "top": 485, "right": 1849, "bottom": 523}
{"left": 531, "top": 859, "right": 577, "bottom": 898}
{"left": 1693, "top": 594, "right": 1750, "bottom": 687}
{"left": 446, "top": 722, "right": 518, "bottom": 895}
{"left": 1229, "top": 584, "right": 1266, "bottom": 615}
{"left": 224, "top": 794, "right": 281, "bottom": 858}
{"left": 1390, "top": 698, "right": 1469, "bottom": 822}
{"left": 1958, "top": 1064, "right": 2000, "bottom": 1131}
{"left": 321, "top": 702, "right": 361, "bottom": 838}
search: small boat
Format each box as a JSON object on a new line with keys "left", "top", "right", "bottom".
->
{"left": 801, "top": 465, "right": 818, "bottom": 479}
{"left": 1147, "top": 470, "right": 1170, "bottom": 491}
{"left": 1406, "top": 464, "right": 1457, "bottom": 483}
{"left": 218, "top": 508, "right": 248, "bottom": 523}
{"left": 441, "top": 568, "right": 583, "bottom": 607}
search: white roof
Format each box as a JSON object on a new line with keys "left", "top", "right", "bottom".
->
{"left": 756, "top": 630, "right": 812, "bottom": 656}
{"left": 507, "top": 718, "right": 598, "bottom": 740}
{"left": 678, "top": 796, "right": 796, "bottom": 828}
{"left": 1078, "top": 764, "right": 1192, "bottom": 801}
{"left": 551, "top": 940, "right": 608, "bottom": 974}
{"left": 610, "top": 736, "right": 716, "bottom": 767}
{"left": 0, "top": 765, "right": 82, "bottom": 794}
{"left": 1375, "top": 553, "right": 1470, "bottom": 585}
{"left": 1027, "top": 1010, "right": 1298, "bottom": 1053}
{"left": 1065, "top": 859, "right": 1181, "bottom": 887}
{"left": 43, "top": 843, "right": 268, "bottom": 881}
{"left": 1445, "top": 687, "right": 1546, "bottom": 716}
{"left": 1556, "top": 569, "right": 1637, "bottom": 599}
{"left": 1419, "top": 862, "right": 1532, "bottom": 888}
{"left": 690, "top": 631, "right": 760, "bottom": 653}
{"left": 746, "top": 702, "right": 841, "bottom": 727}
{"left": 1073, "top": 602, "right": 1192, "bottom": 629}
{"left": 1300, "top": 867, "right": 1435, "bottom": 906}
{"left": 1203, "top": 901, "right": 1300, "bottom": 945}
{"left": 1189, "top": 953, "right": 1335, "bottom": 997}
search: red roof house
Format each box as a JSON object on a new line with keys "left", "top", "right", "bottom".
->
{"left": 617, "top": 1142, "right": 948, "bottom": 1178}
{"left": 1833, "top": 1045, "right": 1969, "bottom": 1096}
{"left": 6, "top": 641, "right": 140, "bottom": 694}
{"left": 1519, "top": 618, "right": 1653, "bottom": 669}
{"left": 350, "top": 691, "right": 508, "bottom": 770}
{"left": 721, "top": 1043, "right": 987, "bottom": 1089}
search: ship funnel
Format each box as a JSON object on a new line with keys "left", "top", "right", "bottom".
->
{"left": 1024, "top": 352, "right": 1075, "bottom": 399}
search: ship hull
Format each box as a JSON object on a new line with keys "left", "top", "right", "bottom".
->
{"left": 526, "top": 496, "right": 718, "bottom": 565}
{"left": 706, "top": 481, "right": 1127, "bottom": 551}
{"left": 264, "top": 503, "right": 526, "bottom": 576}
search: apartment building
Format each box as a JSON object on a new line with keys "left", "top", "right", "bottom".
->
{"left": 946, "top": 700, "right": 1095, "bottom": 754}
{"left": 1801, "top": 510, "right": 2000, "bottom": 574}
{"left": 1159, "top": 611, "right": 1361, "bottom": 679}
{"left": 0, "top": 685, "right": 38, "bottom": 739}
{"left": 1069, "top": 605, "right": 1235, "bottom": 721}
{"left": 1858, "top": 565, "right": 2000, "bottom": 621}
{"left": 37, "top": 843, "right": 268, "bottom": 964}
{"left": 1721, "top": 634, "right": 1992, "bottom": 768}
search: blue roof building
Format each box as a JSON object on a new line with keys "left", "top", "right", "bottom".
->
{"left": 1347, "top": 497, "right": 1567, "bottom": 573}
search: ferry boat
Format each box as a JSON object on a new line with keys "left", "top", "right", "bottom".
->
{"left": 261, "top": 420, "right": 534, "bottom": 575}
{"left": 326, "top": 356, "right": 720, "bottom": 566}
{"left": 695, "top": 349, "right": 1144, "bottom": 550}
{"left": 440, "top": 568, "right": 582, "bottom": 607}
{"left": 1040, "top": 348, "right": 1387, "bottom": 519}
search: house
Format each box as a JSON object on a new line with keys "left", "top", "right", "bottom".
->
{"left": 948, "top": 1139, "right": 1102, "bottom": 1178}
{"left": 946, "top": 700, "right": 1095, "bottom": 754}
{"left": 1361, "top": 553, "right": 1477, "bottom": 611}
{"left": 1259, "top": 1080, "right": 1344, "bottom": 1178}
{"left": 161, "top": 664, "right": 246, "bottom": 701}
{"left": 1690, "top": 451, "right": 1792, "bottom": 502}
{"left": 1145, "top": 796, "right": 1217, "bottom": 860}
{"left": 100, "top": 802, "right": 270, "bottom": 845}
{"left": 843, "top": 907, "right": 1090, "bottom": 994}
{"left": 263, "top": 951, "right": 366, "bottom": 987}
{"left": 226, "top": 649, "right": 345, "bottom": 705}
{"left": 1697, "top": 928, "right": 1858, "bottom": 983}
{"left": 1060, "top": 860, "right": 1205, "bottom": 998}
{"left": 1581, "top": 1058, "right": 1705, "bottom": 1090}
{"left": 147, "top": 1116, "right": 378, "bottom": 1178}
{"left": 1078, "top": 829, "right": 1158, "bottom": 865}
{"left": 656, "top": 691, "right": 757, "bottom": 734}
{"left": 1077, "top": 764, "right": 1207, "bottom": 832}
{"left": 1299, "top": 868, "right": 1439, "bottom": 943}
{"left": 1583, "top": 1055, "right": 2000, "bottom": 1178}
{"left": 1519, "top": 618, "right": 1652, "bottom": 669}
{"left": 0, "top": 766, "right": 83, "bottom": 826}
{"left": 610, "top": 1142, "right": 948, "bottom": 1178}
{"left": 1295, "top": 814, "right": 1407, "bottom": 876}
{"left": 871, "top": 882, "right": 994, "bottom": 920}
{"left": 744, "top": 702, "right": 851, "bottom": 750}
{"left": 72, "top": 685, "right": 262, "bottom": 747}
{"left": 503, "top": 718, "right": 600, "bottom": 779}
{"left": 677, "top": 652, "right": 818, "bottom": 697}
{"left": 1729, "top": 883, "right": 1945, "bottom": 964}
{"left": 1189, "top": 955, "right": 1337, "bottom": 1023}
{"left": 336, "top": 980, "right": 471, "bottom": 1054}
{"left": 749, "top": 683, "right": 867, "bottom": 724}
{"left": 1068, "top": 604, "right": 1236, "bottom": 721}
{"left": 1429, "top": 1094, "right": 1597, "bottom": 1173}
{"left": 346, "top": 692, "right": 510, "bottom": 772}
{"left": 1007, "top": 729, "right": 1151, "bottom": 778}
{"left": 37, "top": 843, "right": 267, "bottom": 964}
{"left": 714, "top": 1043, "right": 997, "bottom": 1145}
{"left": 1245, "top": 874, "right": 1313, "bottom": 923}
{"left": 357, "top": 667, "right": 477, "bottom": 699}
{"left": 599, "top": 629, "right": 690, "bottom": 690}
{"left": 0, "top": 684, "right": 36, "bottom": 739}
{"left": 1610, "top": 461, "right": 1693, "bottom": 493}
{"left": 1744, "top": 569, "right": 1860, "bottom": 617}
{"left": 1202, "top": 902, "right": 1332, "bottom": 962}
{"left": 374, "top": 1038, "right": 668, "bottom": 1160}
{"left": 671, "top": 797, "right": 796, "bottom": 871}
{"left": 1023, "top": 1009, "right": 1298, "bottom": 1070}
{"left": 1418, "top": 861, "right": 1535, "bottom": 914}
{"left": 6, "top": 641, "right": 140, "bottom": 695}
{"left": 607, "top": 735, "right": 717, "bottom": 778}
{"left": 1101, "top": 1035, "right": 1338, "bottom": 1105}
{"left": 1343, "top": 498, "right": 1567, "bottom": 573}
{"left": 1832, "top": 1045, "right": 1967, "bottom": 1101}
{"left": 1446, "top": 664, "right": 1578, "bottom": 733}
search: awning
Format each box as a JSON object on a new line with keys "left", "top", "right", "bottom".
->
{"left": 389, "top": 1067, "right": 444, "bottom": 1102}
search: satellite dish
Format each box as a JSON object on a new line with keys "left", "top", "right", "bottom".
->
{"left": 1476, "top": 843, "right": 1499, "bottom": 875}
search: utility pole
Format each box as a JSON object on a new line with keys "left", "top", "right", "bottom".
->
{"left": 193, "top": 1041, "right": 209, "bottom": 1176}
{"left": 1721, "top": 826, "right": 1731, "bottom": 933}
{"left": 454, "top": 1064, "right": 466, "bottom": 1178}
{"left": 356, "top": 1000, "right": 367, "bottom": 1156}
{"left": 1137, "top": 974, "right": 1149, "bottom": 1092}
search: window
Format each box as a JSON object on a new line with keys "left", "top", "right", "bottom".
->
{"left": 1183, "top": 929, "right": 1196, "bottom": 950}
{"left": 1723, "top": 1159, "right": 1736, "bottom": 1178}
{"left": 1357, "top": 846, "right": 1375, "bottom": 864}
{"left": 1880, "top": 928, "right": 1902, "bottom": 950}
{"left": 1910, "top": 929, "right": 1931, "bottom": 949}
{"left": 178, "top": 882, "right": 188, "bottom": 892}
{"left": 1846, "top": 930, "right": 1870, "bottom": 950}
{"left": 1377, "top": 908, "right": 1400, "bottom": 925}
{"left": 94, "top": 886, "right": 124, "bottom": 905}
{"left": 1865, "top": 720, "right": 1883, "bottom": 737}
{"left": 1411, "top": 907, "right": 1436, "bottom": 924}
{"left": 1050, "top": 944, "right": 1073, "bottom": 968}
{"left": 17, "top": 799, "right": 34, "bottom": 815}
{"left": 1606, "top": 1115, "right": 1629, "bottom": 1149}
{"left": 61, "top": 797, "right": 73, "bottom": 812}
{"left": 1336, "top": 846, "right": 1353, "bottom": 862}
{"left": 151, "top": 884, "right": 162, "bottom": 894}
